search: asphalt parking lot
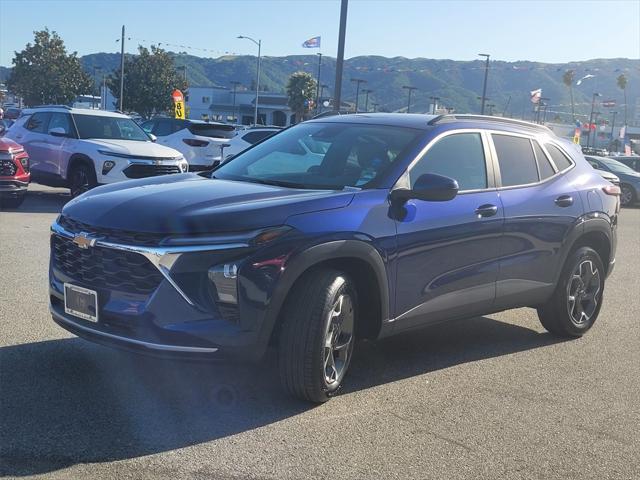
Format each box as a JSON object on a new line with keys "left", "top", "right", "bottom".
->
{"left": 1, "top": 184, "right": 639, "bottom": 480}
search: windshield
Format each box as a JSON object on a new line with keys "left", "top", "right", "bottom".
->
{"left": 73, "top": 114, "right": 150, "bottom": 141}
{"left": 601, "top": 158, "right": 637, "bottom": 175}
{"left": 213, "top": 122, "right": 421, "bottom": 189}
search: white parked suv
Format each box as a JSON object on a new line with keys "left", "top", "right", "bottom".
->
{"left": 141, "top": 118, "right": 236, "bottom": 171}
{"left": 223, "top": 126, "right": 280, "bottom": 161}
{"left": 6, "top": 106, "right": 188, "bottom": 196}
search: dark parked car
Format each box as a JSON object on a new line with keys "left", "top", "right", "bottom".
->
{"left": 611, "top": 155, "right": 640, "bottom": 173}
{"left": 585, "top": 155, "right": 640, "bottom": 206}
{"left": 0, "top": 137, "right": 30, "bottom": 208}
{"left": 49, "top": 114, "right": 619, "bottom": 402}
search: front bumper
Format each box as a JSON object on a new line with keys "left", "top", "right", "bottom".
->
{"left": 0, "top": 178, "right": 29, "bottom": 197}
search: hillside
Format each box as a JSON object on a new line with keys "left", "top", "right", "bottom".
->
{"left": 3, "top": 54, "right": 638, "bottom": 122}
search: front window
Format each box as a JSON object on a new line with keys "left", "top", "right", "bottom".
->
{"left": 73, "top": 114, "right": 150, "bottom": 141}
{"left": 213, "top": 122, "right": 421, "bottom": 189}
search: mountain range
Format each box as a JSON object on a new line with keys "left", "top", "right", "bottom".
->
{"left": 1, "top": 54, "right": 637, "bottom": 123}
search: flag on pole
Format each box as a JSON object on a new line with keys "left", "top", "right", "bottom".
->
{"left": 530, "top": 88, "right": 542, "bottom": 104}
{"left": 619, "top": 125, "right": 626, "bottom": 139}
{"left": 302, "top": 36, "right": 321, "bottom": 48}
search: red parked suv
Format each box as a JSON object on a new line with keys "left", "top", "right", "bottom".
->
{"left": 0, "top": 137, "right": 30, "bottom": 208}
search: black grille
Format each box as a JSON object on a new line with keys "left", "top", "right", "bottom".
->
{"left": 59, "top": 216, "right": 165, "bottom": 247}
{"left": 52, "top": 235, "right": 163, "bottom": 294}
{"left": 0, "top": 159, "right": 17, "bottom": 177}
{"left": 123, "top": 164, "right": 181, "bottom": 179}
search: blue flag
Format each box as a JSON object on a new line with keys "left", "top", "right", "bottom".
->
{"left": 302, "top": 36, "right": 321, "bottom": 48}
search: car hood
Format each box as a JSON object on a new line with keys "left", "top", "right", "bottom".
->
{"left": 84, "top": 139, "right": 182, "bottom": 159}
{"left": 62, "top": 174, "right": 355, "bottom": 234}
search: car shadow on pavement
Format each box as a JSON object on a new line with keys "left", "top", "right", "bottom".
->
{"left": 0, "top": 188, "right": 68, "bottom": 214}
{"left": 0, "top": 316, "right": 564, "bottom": 477}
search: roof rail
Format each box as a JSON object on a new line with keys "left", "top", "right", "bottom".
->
{"left": 29, "top": 104, "right": 73, "bottom": 110}
{"left": 428, "top": 114, "right": 552, "bottom": 133}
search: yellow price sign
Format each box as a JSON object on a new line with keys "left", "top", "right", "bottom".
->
{"left": 171, "top": 89, "right": 185, "bottom": 119}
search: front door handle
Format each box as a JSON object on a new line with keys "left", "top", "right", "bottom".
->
{"left": 475, "top": 204, "right": 498, "bottom": 218}
{"left": 555, "top": 195, "right": 574, "bottom": 207}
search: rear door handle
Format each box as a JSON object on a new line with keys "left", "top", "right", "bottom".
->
{"left": 555, "top": 195, "right": 574, "bottom": 207}
{"left": 475, "top": 204, "right": 498, "bottom": 218}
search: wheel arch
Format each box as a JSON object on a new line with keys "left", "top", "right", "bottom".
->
{"left": 66, "top": 153, "right": 95, "bottom": 182}
{"left": 565, "top": 216, "right": 614, "bottom": 277}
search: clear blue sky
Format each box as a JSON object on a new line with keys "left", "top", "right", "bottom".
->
{"left": 1, "top": 0, "right": 638, "bottom": 67}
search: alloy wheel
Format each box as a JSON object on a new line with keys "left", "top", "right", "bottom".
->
{"left": 72, "top": 169, "right": 90, "bottom": 197}
{"left": 323, "top": 293, "right": 355, "bottom": 387}
{"left": 566, "top": 259, "right": 601, "bottom": 326}
{"left": 620, "top": 185, "right": 633, "bottom": 206}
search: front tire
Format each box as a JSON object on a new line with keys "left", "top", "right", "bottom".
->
{"left": 620, "top": 184, "right": 636, "bottom": 207}
{"left": 69, "top": 162, "right": 97, "bottom": 198}
{"left": 278, "top": 268, "right": 357, "bottom": 403}
{"left": 537, "top": 246, "right": 605, "bottom": 337}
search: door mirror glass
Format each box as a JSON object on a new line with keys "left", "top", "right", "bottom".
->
{"left": 392, "top": 173, "right": 459, "bottom": 202}
{"left": 48, "top": 127, "right": 68, "bottom": 137}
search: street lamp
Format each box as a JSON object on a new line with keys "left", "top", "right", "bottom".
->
{"left": 486, "top": 103, "right": 495, "bottom": 116}
{"left": 587, "top": 92, "right": 601, "bottom": 148}
{"left": 362, "top": 89, "right": 373, "bottom": 112}
{"left": 478, "top": 53, "right": 490, "bottom": 115}
{"left": 351, "top": 78, "right": 366, "bottom": 113}
{"left": 238, "top": 35, "right": 261, "bottom": 125}
{"left": 403, "top": 86, "right": 418, "bottom": 113}
{"left": 429, "top": 96, "right": 440, "bottom": 114}
{"left": 230, "top": 80, "right": 240, "bottom": 123}
{"left": 92, "top": 66, "right": 101, "bottom": 110}
{"left": 610, "top": 111, "right": 618, "bottom": 148}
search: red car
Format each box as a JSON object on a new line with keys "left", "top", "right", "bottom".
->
{"left": 0, "top": 137, "right": 30, "bottom": 208}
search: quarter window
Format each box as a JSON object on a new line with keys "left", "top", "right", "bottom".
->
{"left": 545, "top": 144, "right": 573, "bottom": 171}
{"left": 532, "top": 140, "right": 555, "bottom": 179}
{"left": 25, "top": 112, "right": 52, "bottom": 133}
{"left": 410, "top": 133, "right": 487, "bottom": 190}
{"left": 493, "top": 134, "right": 539, "bottom": 187}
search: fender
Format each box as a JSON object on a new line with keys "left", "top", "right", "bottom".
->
{"left": 253, "top": 239, "right": 391, "bottom": 353}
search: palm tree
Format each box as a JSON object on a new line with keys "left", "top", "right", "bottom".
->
{"left": 562, "top": 70, "right": 575, "bottom": 121}
{"left": 286, "top": 71, "right": 317, "bottom": 123}
{"left": 617, "top": 73, "right": 628, "bottom": 125}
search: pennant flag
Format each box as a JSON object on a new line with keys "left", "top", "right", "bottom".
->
{"left": 602, "top": 99, "right": 616, "bottom": 108}
{"left": 302, "top": 36, "right": 321, "bottom": 48}
{"left": 619, "top": 125, "right": 626, "bottom": 139}
{"left": 530, "top": 88, "right": 542, "bottom": 104}
{"left": 576, "top": 74, "right": 595, "bottom": 85}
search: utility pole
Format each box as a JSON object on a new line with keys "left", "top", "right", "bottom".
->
{"left": 403, "top": 86, "right": 417, "bottom": 113}
{"left": 119, "top": 25, "right": 125, "bottom": 112}
{"left": 429, "top": 96, "right": 440, "bottom": 114}
{"left": 593, "top": 111, "right": 601, "bottom": 148}
{"left": 92, "top": 66, "right": 101, "bottom": 110}
{"left": 587, "top": 92, "right": 601, "bottom": 148}
{"left": 478, "top": 53, "right": 490, "bottom": 115}
{"left": 351, "top": 78, "right": 366, "bottom": 113}
{"left": 362, "top": 89, "right": 372, "bottom": 112}
{"left": 333, "top": 0, "right": 348, "bottom": 112}
{"left": 610, "top": 111, "right": 618, "bottom": 146}
{"left": 237, "top": 35, "right": 261, "bottom": 125}
{"left": 315, "top": 53, "right": 322, "bottom": 115}
{"left": 230, "top": 81, "right": 240, "bottom": 123}
{"left": 502, "top": 95, "right": 511, "bottom": 117}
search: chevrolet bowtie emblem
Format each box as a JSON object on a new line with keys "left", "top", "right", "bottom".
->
{"left": 73, "top": 232, "right": 99, "bottom": 249}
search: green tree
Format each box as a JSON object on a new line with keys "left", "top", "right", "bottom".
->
{"left": 286, "top": 71, "right": 316, "bottom": 123}
{"left": 107, "top": 45, "right": 187, "bottom": 118}
{"left": 562, "top": 69, "right": 575, "bottom": 120}
{"left": 617, "top": 73, "right": 628, "bottom": 125}
{"left": 7, "top": 29, "right": 92, "bottom": 106}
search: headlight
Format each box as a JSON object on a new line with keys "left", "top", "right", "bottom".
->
{"left": 162, "top": 226, "right": 293, "bottom": 247}
{"left": 208, "top": 263, "right": 238, "bottom": 304}
{"left": 102, "top": 160, "right": 116, "bottom": 175}
{"left": 180, "top": 161, "right": 188, "bottom": 173}
{"left": 97, "top": 149, "right": 130, "bottom": 158}
{"left": 19, "top": 156, "right": 29, "bottom": 172}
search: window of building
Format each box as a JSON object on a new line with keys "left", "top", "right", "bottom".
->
{"left": 410, "top": 133, "right": 487, "bottom": 191}
{"left": 492, "top": 134, "right": 539, "bottom": 187}
{"left": 202, "top": 96, "right": 210, "bottom": 104}
{"left": 545, "top": 143, "right": 573, "bottom": 171}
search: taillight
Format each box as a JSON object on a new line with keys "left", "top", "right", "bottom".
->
{"left": 602, "top": 185, "right": 621, "bottom": 196}
{"left": 183, "top": 138, "right": 209, "bottom": 147}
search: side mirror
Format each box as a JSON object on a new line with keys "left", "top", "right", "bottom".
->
{"left": 148, "top": 133, "right": 157, "bottom": 142}
{"left": 391, "top": 173, "right": 459, "bottom": 203}
{"left": 49, "top": 127, "right": 68, "bottom": 137}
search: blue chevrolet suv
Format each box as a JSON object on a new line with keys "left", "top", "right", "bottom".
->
{"left": 49, "top": 114, "right": 619, "bottom": 402}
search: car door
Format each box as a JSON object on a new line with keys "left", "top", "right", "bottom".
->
{"left": 393, "top": 131, "right": 504, "bottom": 330}
{"left": 490, "top": 134, "right": 584, "bottom": 310}
{"left": 43, "top": 112, "right": 75, "bottom": 178}
{"left": 18, "top": 112, "right": 52, "bottom": 176}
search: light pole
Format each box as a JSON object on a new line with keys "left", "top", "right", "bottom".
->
{"left": 610, "top": 111, "right": 618, "bottom": 148}
{"left": 319, "top": 84, "right": 329, "bottom": 112}
{"left": 403, "top": 86, "right": 417, "bottom": 113}
{"left": 362, "top": 89, "right": 372, "bottom": 112}
{"left": 315, "top": 53, "right": 322, "bottom": 115}
{"left": 230, "top": 81, "right": 240, "bottom": 123}
{"left": 487, "top": 103, "right": 495, "bottom": 116}
{"left": 429, "top": 96, "right": 440, "bottom": 114}
{"left": 587, "top": 92, "right": 601, "bottom": 148}
{"left": 92, "top": 66, "right": 101, "bottom": 110}
{"left": 593, "top": 111, "right": 601, "bottom": 148}
{"left": 478, "top": 53, "right": 490, "bottom": 115}
{"left": 238, "top": 35, "right": 261, "bottom": 125}
{"left": 372, "top": 102, "right": 379, "bottom": 112}
{"left": 351, "top": 78, "right": 366, "bottom": 113}
{"left": 334, "top": 0, "right": 349, "bottom": 112}
{"left": 119, "top": 25, "right": 125, "bottom": 112}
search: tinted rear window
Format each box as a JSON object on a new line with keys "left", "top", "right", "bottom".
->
{"left": 545, "top": 144, "right": 573, "bottom": 171}
{"left": 242, "top": 130, "right": 277, "bottom": 144}
{"left": 533, "top": 140, "right": 555, "bottom": 179}
{"left": 493, "top": 134, "right": 539, "bottom": 186}
{"left": 189, "top": 123, "right": 235, "bottom": 139}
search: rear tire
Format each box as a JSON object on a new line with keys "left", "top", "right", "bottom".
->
{"left": 278, "top": 268, "right": 357, "bottom": 403}
{"left": 69, "top": 162, "right": 97, "bottom": 198}
{"left": 620, "top": 184, "right": 636, "bottom": 207}
{"left": 537, "top": 246, "right": 605, "bottom": 337}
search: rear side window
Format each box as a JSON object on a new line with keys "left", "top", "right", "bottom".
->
{"left": 242, "top": 130, "right": 277, "bottom": 145}
{"left": 411, "top": 133, "right": 487, "bottom": 190}
{"left": 153, "top": 120, "right": 175, "bottom": 137}
{"left": 493, "top": 134, "right": 539, "bottom": 187}
{"left": 25, "top": 112, "right": 52, "bottom": 133}
{"left": 532, "top": 140, "right": 555, "bottom": 179}
{"left": 545, "top": 144, "right": 573, "bottom": 171}
{"left": 188, "top": 123, "right": 235, "bottom": 139}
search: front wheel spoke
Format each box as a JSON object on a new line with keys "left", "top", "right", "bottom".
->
{"left": 333, "top": 334, "right": 352, "bottom": 351}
